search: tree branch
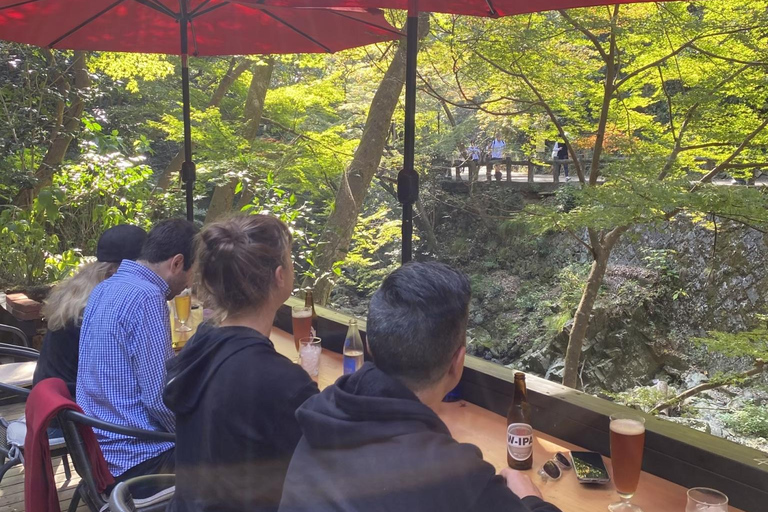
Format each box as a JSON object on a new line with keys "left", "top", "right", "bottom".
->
{"left": 557, "top": 10, "right": 608, "bottom": 61}
{"left": 615, "top": 26, "right": 760, "bottom": 89}
{"left": 695, "top": 118, "right": 768, "bottom": 188}
{"left": 650, "top": 359, "right": 765, "bottom": 415}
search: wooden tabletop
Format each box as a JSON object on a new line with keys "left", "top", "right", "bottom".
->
{"left": 266, "top": 327, "right": 741, "bottom": 512}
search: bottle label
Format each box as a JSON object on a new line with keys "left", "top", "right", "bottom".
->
{"left": 343, "top": 356, "right": 356, "bottom": 375}
{"left": 507, "top": 423, "right": 533, "bottom": 461}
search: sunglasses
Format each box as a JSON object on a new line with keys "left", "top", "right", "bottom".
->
{"left": 538, "top": 452, "right": 572, "bottom": 481}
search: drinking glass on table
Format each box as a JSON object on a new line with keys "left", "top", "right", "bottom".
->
{"left": 298, "top": 337, "right": 321, "bottom": 382}
{"left": 172, "top": 291, "right": 192, "bottom": 333}
{"left": 291, "top": 306, "right": 313, "bottom": 354}
{"left": 686, "top": 488, "right": 728, "bottom": 512}
{"left": 609, "top": 413, "right": 646, "bottom": 512}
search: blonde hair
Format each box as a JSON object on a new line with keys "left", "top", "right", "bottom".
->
{"left": 43, "top": 261, "right": 118, "bottom": 331}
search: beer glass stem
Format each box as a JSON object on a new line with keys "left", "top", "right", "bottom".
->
{"left": 609, "top": 495, "right": 642, "bottom": 512}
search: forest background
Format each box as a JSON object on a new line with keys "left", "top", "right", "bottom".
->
{"left": 1, "top": 1, "right": 767, "bottom": 450}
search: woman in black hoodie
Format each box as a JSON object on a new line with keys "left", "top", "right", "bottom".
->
{"left": 164, "top": 214, "right": 319, "bottom": 512}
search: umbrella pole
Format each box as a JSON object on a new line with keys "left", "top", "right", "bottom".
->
{"left": 397, "top": 0, "right": 419, "bottom": 264}
{"left": 180, "top": 9, "right": 195, "bottom": 222}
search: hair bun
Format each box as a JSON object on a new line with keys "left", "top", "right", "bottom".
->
{"left": 197, "top": 215, "right": 292, "bottom": 316}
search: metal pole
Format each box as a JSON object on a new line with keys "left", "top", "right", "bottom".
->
{"left": 397, "top": 0, "right": 419, "bottom": 264}
{"left": 180, "top": 4, "right": 195, "bottom": 222}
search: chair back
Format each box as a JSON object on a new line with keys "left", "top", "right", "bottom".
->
{"left": 57, "top": 410, "right": 108, "bottom": 511}
{"left": 0, "top": 324, "right": 30, "bottom": 348}
{"left": 109, "top": 475, "right": 175, "bottom": 512}
{"left": 57, "top": 409, "right": 174, "bottom": 511}
{"left": 109, "top": 481, "right": 137, "bottom": 512}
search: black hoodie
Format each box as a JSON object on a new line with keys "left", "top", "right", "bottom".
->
{"left": 278, "top": 362, "right": 561, "bottom": 512}
{"left": 164, "top": 324, "right": 319, "bottom": 512}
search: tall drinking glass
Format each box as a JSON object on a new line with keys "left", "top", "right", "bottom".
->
{"left": 609, "top": 413, "right": 646, "bottom": 512}
{"left": 686, "top": 488, "right": 728, "bottom": 512}
{"left": 173, "top": 294, "right": 192, "bottom": 333}
{"left": 298, "top": 337, "right": 321, "bottom": 382}
{"left": 291, "top": 306, "right": 313, "bottom": 354}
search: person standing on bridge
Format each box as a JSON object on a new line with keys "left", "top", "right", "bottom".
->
{"left": 467, "top": 141, "right": 481, "bottom": 162}
{"left": 552, "top": 140, "right": 570, "bottom": 182}
{"left": 488, "top": 133, "right": 506, "bottom": 181}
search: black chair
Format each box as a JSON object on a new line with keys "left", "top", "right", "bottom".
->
{"left": 59, "top": 409, "right": 175, "bottom": 512}
{"left": 108, "top": 474, "right": 175, "bottom": 512}
{"left": 0, "top": 348, "right": 71, "bottom": 484}
{"left": 0, "top": 323, "right": 31, "bottom": 348}
{"left": 0, "top": 341, "right": 39, "bottom": 388}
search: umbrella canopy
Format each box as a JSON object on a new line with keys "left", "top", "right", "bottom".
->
{"left": 0, "top": 1, "right": 400, "bottom": 220}
{"left": 0, "top": 1, "right": 400, "bottom": 55}
{"left": 251, "top": 0, "right": 664, "bottom": 17}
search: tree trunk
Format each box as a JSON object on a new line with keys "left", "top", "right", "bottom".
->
{"left": 378, "top": 179, "right": 439, "bottom": 255}
{"left": 304, "top": 14, "right": 430, "bottom": 305}
{"left": 205, "top": 58, "right": 274, "bottom": 224}
{"left": 562, "top": 246, "right": 609, "bottom": 389}
{"left": 562, "top": 226, "right": 628, "bottom": 388}
{"left": 156, "top": 58, "right": 251, "bottom": 190}
{"left": 209, "top": 58, "right": 251, "bottom": 108}
{"left": 204, "top": 179, "right": 238, "bottom": 223}
{"left": 415, "top": 198, "right": 439, "bottom": 254}
{"left": 244, "top": 57, "right": 275, "bottom": 141}
{"left": 14, "top": 51, "right": 90, "bottom": 207}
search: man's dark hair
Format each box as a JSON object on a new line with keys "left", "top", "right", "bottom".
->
{"left": 140, "top": 219, "right": 198, "bottom": 270}
{"left": 367, "top": 262, "right": 471, "bottom": 390}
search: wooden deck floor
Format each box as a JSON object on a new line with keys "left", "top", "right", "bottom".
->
{"left": 0, "top": 401, "right": 86, "bottom": 512}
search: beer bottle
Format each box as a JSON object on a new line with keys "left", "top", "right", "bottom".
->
{"left": 343, "top": 318, "right": 364, "bottom": 375}
{"left": 304, "top": 289, "right": 319, "bottom": 338}
{"left": 506, "top": 372, "right": 533, "bottom": 470}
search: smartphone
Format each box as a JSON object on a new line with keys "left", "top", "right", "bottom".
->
{"left": 570, "top": 451, "right": 611, "bottom": 484}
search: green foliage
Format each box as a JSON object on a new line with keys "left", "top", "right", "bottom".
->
{"left": 695, "top": 314, "right": 768, "bottom": 360}
{"left": 49, "top": 123, "right": 161, "bottom": 252}
{"left": 337, "top": 208, "right": 402, "bottom": 297}
{"left": 642, "top": 249, "right": 680, "bottom": 281}
{"left": 0, "top": 207, "right": 62, "bottom": 286}
{"left": 240, "top": 172, "right": 321, "bottom": 289}
{"left": 89, "top": 53, "right": 174, "bottom": 93}
{"left": 723, "top": 403, "right": 768, "bottom": 438}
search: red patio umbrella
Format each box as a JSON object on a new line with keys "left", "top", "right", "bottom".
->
{"left": 0, "top": 0, "right": 400, "bottom": 220}
{"left": 247, "top": 0, "right": 679, "bottom": 263}
{"left": 249, "top": 0, "right": 666, "bottom": 17}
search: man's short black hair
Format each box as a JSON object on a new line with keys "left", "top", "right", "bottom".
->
{"left": 367, "top": 262, "right": 471, "bottom": 390}
{"left": 140, "top": 218, "right": 198, "bottom": 270}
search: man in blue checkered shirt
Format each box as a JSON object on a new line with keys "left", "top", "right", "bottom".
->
{"left": 77, "top": 219, "right": 198, "bottom": 480}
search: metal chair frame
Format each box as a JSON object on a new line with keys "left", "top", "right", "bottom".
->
{"left": 58, "top": 409, "right": 174, "bottom": 512}
{"left": 108, "top": 474, "right": 175, "bottom": 512}
{"left": 0, "top": 347, "right": 72, "bottom": 484}
{"left": 0, "top": 324, "right": 30, "bottom": 348}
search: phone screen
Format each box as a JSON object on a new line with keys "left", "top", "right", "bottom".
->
{"left": 570, "top": 451, "right": 610, "bottom": 483}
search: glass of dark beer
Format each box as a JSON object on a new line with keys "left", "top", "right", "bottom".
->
{"left": 609, "top": 413, "right": 646, "bottom": 512}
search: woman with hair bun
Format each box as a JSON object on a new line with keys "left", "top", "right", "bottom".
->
{"left": 164, "top": 214, "right": 319, "bottom": 512}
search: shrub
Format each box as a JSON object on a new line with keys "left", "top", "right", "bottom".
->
{"left": 723, "top": 404, "right": 768, "bottom": 438}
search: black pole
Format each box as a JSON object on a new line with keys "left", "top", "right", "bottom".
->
{"left": 397, "top": 0, "right": 419, "bottom": 264}
{"left": 180, "top": 4, "right": 195, "bottom": 222}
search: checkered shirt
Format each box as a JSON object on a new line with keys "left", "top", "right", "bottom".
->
{"left": 76, "top": 260, "right": 175, "bottom": 477}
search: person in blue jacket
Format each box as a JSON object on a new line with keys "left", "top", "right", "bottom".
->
{"left": 279, "top": 262, "right": 561, "bottom": 512}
